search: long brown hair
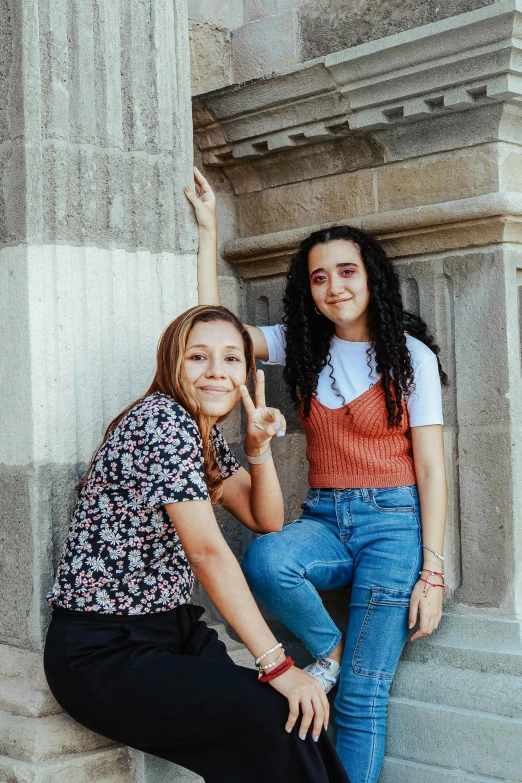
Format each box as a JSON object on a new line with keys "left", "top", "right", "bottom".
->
{"left": 80, "top": 306, "right": 255, "bottom": 503}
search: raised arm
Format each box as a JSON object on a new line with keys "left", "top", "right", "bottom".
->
{"left": 185, "top": 168, "right": 270, "bottom": 360}
{"left": 184, "top": 167, "right": 220, "bottom": 306}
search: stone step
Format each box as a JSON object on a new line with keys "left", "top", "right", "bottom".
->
{"left": 391, "top": 660, "right": 522, "bottom": 719}
{"left": 0, "top": 678, "right": 61, "bottom": 719}
{"left": 386, "top": 697, "right": 522, "bottom": 782}
{"left": 0, "top": 746, "right": 133, "bottom": 783}
{"left": 0, "top": 709, "right": 114, "bottom": 764}
{"left": 381, "top": 756, "right": 515, "bottom": 783}
{"left": 401, "top": 614, "right": 522, "bottom": 677}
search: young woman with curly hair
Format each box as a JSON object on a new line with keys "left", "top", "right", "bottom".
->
{"left": 187, "top": 169, "right": 448, "bottom": 783}
{"left": 44, "top": 303, "right": 350, "bottom": 783}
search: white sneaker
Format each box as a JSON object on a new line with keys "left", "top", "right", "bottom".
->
{"left": 303, "top": 658, "right": 341, "bottom": 694}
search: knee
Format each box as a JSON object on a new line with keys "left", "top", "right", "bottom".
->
{"left": 242, "top": 535, "right": 287, "bottom": 594}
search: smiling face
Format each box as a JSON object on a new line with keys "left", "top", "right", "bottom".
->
{"left": 308, "top": 239, "right": 371, "bottom": 341}
{"left": 182, "top": 319, "right": 248, "bottom": 424}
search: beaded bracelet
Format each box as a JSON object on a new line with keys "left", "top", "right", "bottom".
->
{"left": 255, "top": 642, "right": 282, "bottom": 667}
{"left": 422, "top": 545, "right": 444, "bottom": 562}
{"left": 258, "top": 651, "right": 286, "bottom": 676}
{"left": 259, "top": 656, "right": 294, "bottom": 683}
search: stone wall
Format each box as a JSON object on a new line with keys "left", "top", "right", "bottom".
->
{"left": 193, "top": 3, "right": 522, "bottom": 780}
{"left": 188, "top": 0, "right": 497, "bottom": 90}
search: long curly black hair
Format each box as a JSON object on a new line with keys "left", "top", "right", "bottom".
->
{"left": 282, "top": 225, "right": 447, "bottom": 427}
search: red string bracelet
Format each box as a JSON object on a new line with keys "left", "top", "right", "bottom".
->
{"left": 419, "top": 569, "right": 447, "bottom": 597}
{"left": 259, "top": 656, "right": 294, "bottom": 683}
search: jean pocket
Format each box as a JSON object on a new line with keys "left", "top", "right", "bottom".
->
{"left": 352, "top": 587, "right": 411, "bottom": 679}
{"left": 370, "top": 487, "right": 415, "bottom": 513}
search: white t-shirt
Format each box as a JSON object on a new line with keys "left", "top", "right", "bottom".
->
{"left": 259, "top": 325, "right": 443, "bottom": 427}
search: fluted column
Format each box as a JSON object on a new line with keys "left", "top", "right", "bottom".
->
{"left": 0, "top": 1, "right": 196, "bottom": 780}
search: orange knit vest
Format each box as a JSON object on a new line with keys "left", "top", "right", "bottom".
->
{"left": 300, "top": 380, "right": 416, "bottom": 489}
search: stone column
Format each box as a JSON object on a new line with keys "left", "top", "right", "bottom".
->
{"left": 0, "top": 1, "right": 196, "bottom": 780}
{"left": 193, "top": 3, "right": 522, "bottom": 780}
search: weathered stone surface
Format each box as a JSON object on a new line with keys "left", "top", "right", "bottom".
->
{"left": 1, "top": 0, "right": 197, "bottom": 253}
{"left": 189, "top": 22, "right": 232, "bottom": 95}
{"left": 0, "top": 710, "right": 113, "bottom": 763}
{"left": 238, "top": 170, "right": 374, "bottom": 235}
{"left": 232, "top": 11, "right": 299, "bottom": 82}
{"left": 299, "top": 0, "right": 495, "bottom": 60}
{"left": 187, "top": 0, "right": 243, "bottom": 28}
{"left": 0, "top": 746, "right": 133, "bottom": 783}
{"left": 375, "top": 149, "right": 498, "bottom": 213}
{"left": 245, "top": 0, "right": 306, "bottom": 22}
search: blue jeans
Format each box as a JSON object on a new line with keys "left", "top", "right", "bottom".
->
{"left": 242, "top": 486, "right": 422, "bottom": 783}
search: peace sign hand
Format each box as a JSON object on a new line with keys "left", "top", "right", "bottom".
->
{"left": 240, "top": 370, "right": 286, "bottom": 456}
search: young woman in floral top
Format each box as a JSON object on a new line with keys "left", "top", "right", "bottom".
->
{"left": 44, "top": 304, "right": 349, "bottom": 783}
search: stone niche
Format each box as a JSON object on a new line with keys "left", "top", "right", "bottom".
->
{"left": 194, "top": 3, "right": 522, "bottom": 781}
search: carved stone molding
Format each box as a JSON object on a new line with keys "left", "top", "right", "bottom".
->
{"left": 223, "top": 192, "right": 522, "bottom": 277}
{"left": 193, "top": 0, "right": 522, "bottom": 164}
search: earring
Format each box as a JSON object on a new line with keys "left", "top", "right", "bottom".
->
{"left": 315, "top": 306, "right": 321, "bottom": 316}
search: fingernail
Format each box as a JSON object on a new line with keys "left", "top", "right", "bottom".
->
{"left": 314, "top": 736, "right": 319, "bottom": 743}
{"left": 300, "top": 734, "right": 306, "bottom": 741}
{"left": 324, "top": 724, "right": 328, "bottom": 731}
{"left": 286, "top": 727, "right": 292, "bottom": 734}
{"left": 274, "top": 423, "right": 281, "bottom": 430}
{"left": 277, "top": 431, "right": 285, "bottom": 437}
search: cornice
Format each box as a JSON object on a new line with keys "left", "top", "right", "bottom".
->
{"left": 193, "top": 1, "right": 522, "bottom": 163}
{"left": 223, "top": 193, "right": 522, "bottom": 277}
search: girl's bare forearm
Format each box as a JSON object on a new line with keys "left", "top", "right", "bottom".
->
{"left": 197, "top": 226, "right": 220, "bottom": 305}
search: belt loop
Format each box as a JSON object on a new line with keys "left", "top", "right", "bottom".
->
{"left": 361, "top": 488, "right": 370, "bottom": 502}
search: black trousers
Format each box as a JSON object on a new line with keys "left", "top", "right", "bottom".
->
{"left": 44, "top": 604, "right": 350, "bottom": 783}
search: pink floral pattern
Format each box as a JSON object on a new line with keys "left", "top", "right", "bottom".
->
{"left": 48, "top": 393, "right": 239, "bottom": 614}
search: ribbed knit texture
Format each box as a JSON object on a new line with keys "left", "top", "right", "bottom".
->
{"left": 301, "top": 380, "right": 416, "bottom": 489}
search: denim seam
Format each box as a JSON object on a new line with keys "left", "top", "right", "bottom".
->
{"left": 300, "top": 578, "right": 343, "bottom": 659}
{"left": 407, "top": 507, "right": 423, "bottom": 586}
{"left": 365, "top": 677, "right": 380, "bottom": 783}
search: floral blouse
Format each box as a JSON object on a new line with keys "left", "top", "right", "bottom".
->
{"left": 48, "top": 393, "right": 240, "bottom": 614}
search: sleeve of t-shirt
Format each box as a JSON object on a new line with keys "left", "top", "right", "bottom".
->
{"left": 211, "top": 427, "right": 241, "bottom": 480}
{"left": 258, "top": 324, "right": 287, "bottom": 366}
{"left": 406, "top": 349, "right": 444, "bottom": 427}
{"left": 133, "top": 402, "right": 211, "bottom": 507}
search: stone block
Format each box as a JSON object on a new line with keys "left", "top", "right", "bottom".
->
{"left": 245, "top": 136, "right": 385, "bottom": 192}
{"left": 376, "top": 148, "right": 497, "bottom": 213}
{"left": 189, "top": 22, "right": 232, "bottom": 95}
{"left": 187, "top": 0, "right": 243, "bottom": 28}
{"left": 378, "top": 104, "right": 505, "bottom": 164}
{"left": 245, "top": 0, "right": 306, "bottom": 22}
{"left": 391, "top": 661, "right": 522, "bottom": 718}
{"left": 299, "top": 0, "right": 496, "bottom": 61}
{"left": 386, "top": 697, "right": 522, "bottom": 780}
{"left": 232, "top": 12, "right": 299, "bottom": 83}
{"left": 0, "top": 710, "right": 113, "bottom": 763}
{"left": 499, "top": 144, "right": 522, "bottom": 192}
{"left": 238, "top": 170, "right": 375, "bottom": 236}
{"left": 456, "top": 430, "right": 515, "bottom": 612}
{"left": 0, "top": 746, "right": 133, "bottom": 783}
{"left": 381, "top": 756, "right": 509, "bottom": 783}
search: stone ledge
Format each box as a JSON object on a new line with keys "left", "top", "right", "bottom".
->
{"left": 381, "top": 756, "right": 511, "bottom": 783}
{"left": 0, "top": 710, "right": 114, "bottom": 764}
{"left": 223, "top": 192, "right": 522, "bottom": 277}
{"left": 0, "top": 746, "right": 132, "bottom": 783}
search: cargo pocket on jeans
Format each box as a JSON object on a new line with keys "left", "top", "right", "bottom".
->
{"left": 352, "top": 586, "right": 411, "bottom": 679}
